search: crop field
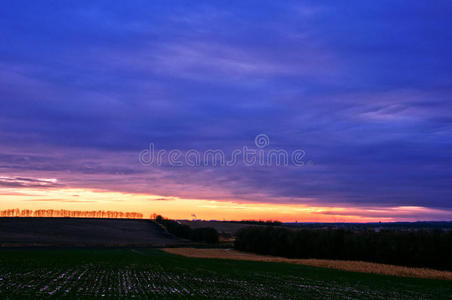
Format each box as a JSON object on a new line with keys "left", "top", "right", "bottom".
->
{"left": 163, "top": 248, "right": 452, "bottom": 280}
{"left": 0, "top": 218, "right": 188, "bottom": 247}
{"left": 0, "top": 249, "right": 451, "bottom": 299}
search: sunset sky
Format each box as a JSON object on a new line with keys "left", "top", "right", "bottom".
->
{"left": 1, "top": 1, "right": 452, "bottom": 222}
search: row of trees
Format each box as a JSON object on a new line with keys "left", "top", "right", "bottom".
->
{"left": 234, "top": 226, "right": 452, "bottom": 271}
{"left": 155, "top": 215, "right": 219, "bottom": 244}
{"left": 0, "top": 209, "right": 143, "bottom": 219}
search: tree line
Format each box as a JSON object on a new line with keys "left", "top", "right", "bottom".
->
{"left": 155, "top": 215, "right": 219, "bottom": 244}
{"left": 234, "top": 226, "right": 452, "bottom": 271}
{"left": 0, "top": 208, "right": 143, "bottom": 219}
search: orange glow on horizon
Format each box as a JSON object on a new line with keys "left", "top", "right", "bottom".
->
{"left": 1, "top": 185, "right": 451, "bottom": 222}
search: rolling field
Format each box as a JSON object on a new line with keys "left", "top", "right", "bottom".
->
{"left": 0, "top": 249, "right": 451, "bottom": 299}
{"left": 0, "top": 218, "right": 189, "bottom": 247}
{"left": 179, "top": 220, "right": 261, "bottom": 235}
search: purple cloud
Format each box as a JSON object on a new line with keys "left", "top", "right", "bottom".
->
{"left": 0, "top": 1, "right": 451, "bottom": 218}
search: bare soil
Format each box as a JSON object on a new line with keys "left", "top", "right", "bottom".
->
{"left": 0, "top": 217, "right": 189, "bottom": 247}
{"left": 179, "top": 220, "right": 261, "bottom": 235}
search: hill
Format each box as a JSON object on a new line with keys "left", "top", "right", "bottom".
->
{"left": 179, "top": 220, "right": 264, "bottom": 235}
{"left": 0, "top": 217, "right": 189, "bottom": 247}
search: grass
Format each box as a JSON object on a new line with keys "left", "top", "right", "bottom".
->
{"left": 0, "top": 248, "right": 451, "bottom": 299}
{"left": 163, "top": 248, "right": 452, "bottom": 280}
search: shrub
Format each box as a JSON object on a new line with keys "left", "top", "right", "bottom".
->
{"left": 191, "top": 227, "right": 219, "bottom": 244}
{"left": 155, "top": 216, "right": 218, "bottom": 244}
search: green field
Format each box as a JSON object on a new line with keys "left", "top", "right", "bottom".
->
{"left": 0, "top": 249, "right": 451, "bottom": 299}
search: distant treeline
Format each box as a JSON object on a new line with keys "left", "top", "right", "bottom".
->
{"left": 285, "top": 221, "right": 452, "bottom": 231}
{"left": 0, "top": 209, "right": 143, "bottom": 219}
{"left": 226, "top": 220, "right": 282, "bottom": 226}
{"left": 235, "top": 226, "right": 452, "bottom": 271}
{"left": 155, "top": 215, "right": 218, "bottom": 244}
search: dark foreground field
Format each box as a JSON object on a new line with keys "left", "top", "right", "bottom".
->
{"left": 0, "top": 249, "right": 451, "bottom": 299}
{"left": 0, "top": 218, "right": 187, "bottom": 247}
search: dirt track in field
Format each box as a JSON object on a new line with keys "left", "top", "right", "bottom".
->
{"left": 162, "top": 248, "right": 452, "bottom": 280}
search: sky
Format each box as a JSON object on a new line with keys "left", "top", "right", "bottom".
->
{"left": 1, "top": 1, "right": 452, "bottom": 222}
